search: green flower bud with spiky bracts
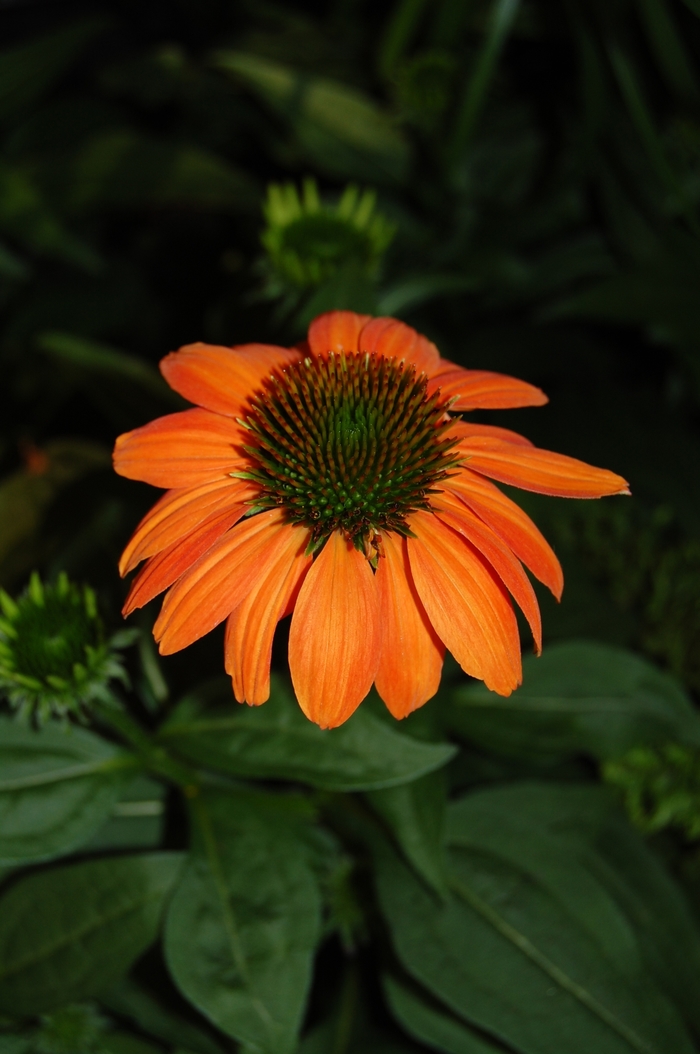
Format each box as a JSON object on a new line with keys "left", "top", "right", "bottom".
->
{"left": 261, "top": 178, "right": 396, "bottom": 290}
{"left": 0, "top": 572, "right": 130, "bottom": 724}
{"left": 604, "top": 743, "right": 700, "bottom": 841}
{"left": 34, "top": 1004, "right": 109, "bottom": 1054}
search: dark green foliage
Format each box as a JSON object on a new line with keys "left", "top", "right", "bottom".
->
{"left": 0, "top": 853, "right": 183, "bottom": 1015}
{"left": 0, "top": 717, "right": 137, "bottom": 865}
{"left": 165, "top": 789, "right": 321, "bottom": 1053}
{"left": 1, "top": 0, "right": 700, "bottom": 1051}
{"left": 159, "top": 676, "right": 456, "bottom": 790}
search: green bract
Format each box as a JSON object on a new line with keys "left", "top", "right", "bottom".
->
{"left": 0, "top": 572, "right": 129, "bottom": 723}
{"left": 261, "top": 178, "right": 395, "bottom": 290}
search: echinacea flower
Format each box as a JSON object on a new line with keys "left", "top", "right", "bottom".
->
{"left": 113, "top": 311, "right": 628, "bottom": 728}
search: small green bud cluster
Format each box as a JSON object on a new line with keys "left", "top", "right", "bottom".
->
{"left": 0, "top": 572, "right": 130, "bottom": 724}
{"left": 34, "top": 1004, "right": 108, "bottom": 1054}
{"left": 261, "top": 178, "right": 395, "bottom": 290}
{"left": 603, "top": 742, "right": 700, "bottom": 840}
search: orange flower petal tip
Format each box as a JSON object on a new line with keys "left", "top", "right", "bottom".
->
{"left": 113, "top": 311, "right": 630, "bottom": 726}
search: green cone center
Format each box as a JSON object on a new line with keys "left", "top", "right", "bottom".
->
{"left": 11, "top": 593, "right": 98, "bottom": 682}
{"left": 242, "top": 351, "right": 460, "bottom": 551}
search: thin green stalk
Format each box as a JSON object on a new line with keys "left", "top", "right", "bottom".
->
{"left": 93, "top": 702, "right": 200, "bottom": 791}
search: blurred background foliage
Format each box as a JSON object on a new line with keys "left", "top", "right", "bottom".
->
{"left": 2, "top": 0, "right": 700, "bottom": 1052}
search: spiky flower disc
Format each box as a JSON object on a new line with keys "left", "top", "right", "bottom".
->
{"left": 241, "top": 351, "right": 461, "bottom": 552}
{"left": 0, "top": 572, "right": 128, "bottom": 723}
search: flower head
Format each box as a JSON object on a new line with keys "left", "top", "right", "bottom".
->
{"left": 113, "top": 312, "right": 629, "bottom": 728}
{"left": 261, "top": 179, "right": 395, "bottom": 290}
{"left": 0, "top": 572, "right": 128, "bottom": 723}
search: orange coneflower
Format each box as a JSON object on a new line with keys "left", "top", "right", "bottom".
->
{"left": 113, "top": 311, "right": 628, "bottom": 728}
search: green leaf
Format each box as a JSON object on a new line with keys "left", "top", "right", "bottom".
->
{"left": 102, "top": 976, "right": 225, "bottom": 1054}
{"left": 383, "top": 974, "right": 506, "bottom": 1054}
{"left": 0, "top": 717, "right": 139, "bottom": 865}
{"left": 69, "top": 131, "right": 257, "bottom": 213}
{"left": 375, "top": 786, "right": 697, "bottom": 1054}
{"left": 159, "top": 677, "right": 456, "bottom": 791}
{"left": 0, "top": 164, "right": 99, "bottom": 270}
{"left": 213, "top": 51, "right": 409, "bottom": 182}
{"left": 445, "top": 781, "right": 700, "bottom": 1039}
{"left": 164, "top": 788, "right": 321, "bottom": 1054}
{"left": 377, "top": 274, "right": 477, "bottom": 316}
{"left": 85, "top": 775, "right": 166, "bottom": 853}
{"left": 367, "top": 770, "right": 448, "bottom": 896}
{"left": 36, "top": 332, "right": 181, "bottom": 405}
{"left": 0, "top": 852, "right": 183, "bottom": 1014}
{"left": 100, "top": 1033, "right": 163, "bottom": 1054}
{"left": 447, "top": 641, "right": 700, "bottom": 762}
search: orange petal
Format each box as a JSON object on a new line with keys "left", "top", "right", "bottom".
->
{"left": 113, "top": 408, "right": 248, "bottom": 488}
{"left": 122, "top": 505, "right": 248, "bottom": 616}
{"left": 433, "top": 491, "right": 542, "bottom": 654}
{"left": 224, "top": 523, "right": 312, "bottom": 706}
{"left": 375, "top": 531, "right": 444, "bottom": 719}
{"left": 288, "top": 531, "right": 380, "bottom": 728}
{"left": 358, "top": 317, "right": 440, "bottom": 375}
{"left": 445, "top": 468, "right": 563, "bottom": 600}
{"left": 307, "top": 311, "right": 371, "bottom": 358}
{"left": 458, "top": 436, "right": 631, "bottom": 497}
{"left": 427, "top": 361, "right": 548, "bottom": 410}
{"left": 446, "top": 418, "right": 533, "bottom": 447}
{"left": 407, "top": 510, "right": 521, "bottom": 696}
{"left": 160, "top": 342, "right": 301, "bottom": 417}
{"left": 154, "top": 509, "right": 289, "bottom": 654}
{"left": 119, "top": 478, "right": 257, "bottom": 575}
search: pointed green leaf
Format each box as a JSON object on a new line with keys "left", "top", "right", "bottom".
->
{"left": 164, "top": 788, "right": 322, "bottom": 1054}
{"left": 159, "top": 677, "right": 456, "bottom": 791}
{"left": 0, "top": 852, "right": 183, "bottom": 1014}
{"left": 447, "top": 641, "right": 700, "bottom": 761}
{"left": 376, "top": 788, "right": 697, "bottom": 1054}
{"left": 383, "top": 974, "right": 506, "bottom": 1054}
{"left": 367, "top": 770, "right": 448, "bottom": 895}
{"left": 0, "top": 717, "right": 138, "bottom": 865}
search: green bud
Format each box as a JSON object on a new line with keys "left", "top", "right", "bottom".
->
{"left": 260, "top": 177, "right": 395, "bottom": 292}
{"left": 0, "top": 573, "right": 131, "bottom": 724}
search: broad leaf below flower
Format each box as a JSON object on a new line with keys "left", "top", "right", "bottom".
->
{"left": 375, "top": 782, "right": 699, "bottom": 1054}
{"left": 164, "top": 787, "right": 321, "bottom": 1054}
{"left": 159, "top": 677, "right": 457, "bottom": 791}
{"left": 0, "top": 852, "right": 183, "bottom": 1014}
{"left": 447, "top": 641, "right": 700, "bottom": 761}
{"left": 0, "top": 718, "right": 138, "bottom": 865}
